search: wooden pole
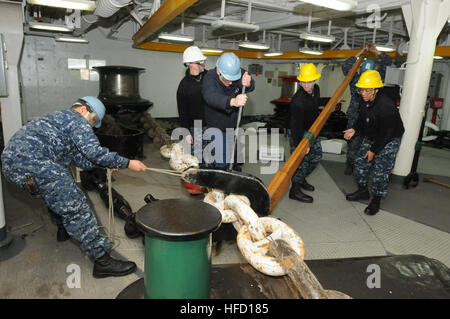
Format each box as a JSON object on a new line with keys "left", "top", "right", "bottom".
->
{"left": 267, "top": 56, "right": 364, "bottom": 213}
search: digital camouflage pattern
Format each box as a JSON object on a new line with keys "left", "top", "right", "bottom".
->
{"left": 288, "top": 130, "right": 322, "bottom": 185}
{"left": 353, "top": 137, "right": 401, "bottom": 197}
{"left": 1, "top": 109, "right": 129, "bottom": 259}
{"left": 342, "top": 53, "right": 392, "bottom": 166}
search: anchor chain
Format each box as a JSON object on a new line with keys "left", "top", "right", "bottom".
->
{"left": 204, "top": 189, "right": 306, "bottom": 276}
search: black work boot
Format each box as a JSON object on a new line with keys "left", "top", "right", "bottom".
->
{"left": 346, "top": 186, "right": 370, "bottom": 201}
{"left": 48, "top": 209, "right": 70, "bottom": 242}
{"left": 364, "top": 196, "right": 382, "bottom": 215}
{"left": 56, "top": 224, "right": 70, "bottom": 242}
{"left": 124, "top": 214, "right": 143, "bottom": 239}
{"left": 300, "top": 179, "right": 315, "bottom": 191}
{"left": 93, "top": 252, "right": 137, "bottom": 278}
{"left": 344, "top": 162, "right": 353, "bottom": 175}
{"left": 289, "top": 183, "right": 313, "bottom": 203}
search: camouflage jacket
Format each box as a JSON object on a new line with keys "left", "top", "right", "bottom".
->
{"left": 1, "top": 109, "right": 129, "bottom": 171}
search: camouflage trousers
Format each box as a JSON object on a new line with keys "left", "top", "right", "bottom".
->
{"left": 1, "top": 158, "right": 111, "bottom": 260}
{"left": 288, "top": 130, "right": 323, "bottom": 184}
{"left": 346, "top": 101, "right": 362, "bottom": 166}
{"left": 346, "top": 134, "right": 362, "bottom": 166}
{"left": 354, "top": 137, "right": 401, "bottom": 197}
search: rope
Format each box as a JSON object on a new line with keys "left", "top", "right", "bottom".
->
{"left": 100, "top": 167, "right": 181, "bottom": 248}
{"left": 99, "top": 168, "right": 126, "bottom": 251}
{"left": 145, "top": 167, "right": 182, "bottom": 177}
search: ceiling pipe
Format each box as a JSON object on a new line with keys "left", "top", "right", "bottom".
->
{"left": 228, "top": 0, "right": 297, "bottom": 13}
{"left": 212, "top": 0, "right": 260, "bottom": 31}
{"left": 133, "top": 0, "right": 198, "bottom": 46}
{"left": 95, "top": 0, "right": 132, "bottom": 18}
{"left": 72, "top": 13, "right": 98, "bottom": 36}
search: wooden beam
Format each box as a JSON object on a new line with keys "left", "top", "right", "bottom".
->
{"left": 267, "top": 56, "right": 364, "bottom": 212}
{"left": 435, "top": 46, "right": 450, "bottom": 57}
{"left": 132, "top": 0, "right": 198, "bottom": 46}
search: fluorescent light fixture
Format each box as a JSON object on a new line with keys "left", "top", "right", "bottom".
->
{"left": 298, "top": 0, "right": 358, "bottom": 11}
{"left": 56, "top": 36, "right": 89, "bottom": 43}
{"left": 434, "top": 56, "right": 444, "bottom": 60}
{"left": 211, "top": 19, "right": 259, "bottom": 32}
{"left": 239, "top": 41, "right": 270, "bottom": 50}
{"left": 29, "top": 22, "right": 74, "bottom": 32}
{"left": 158, "top": 33, "right": 194, "bottom": 43}
{"left": 27, "top": 0, "right": 96, "bottom": 11}
{"left": 200, "top": 47, "right": 224, "bottom": 54}
{"left": 299, "top": 47, "right": 324, "bottom": 55}
{"left": 300, "top": 32, "right": 335, "bottom": 43}
{"left": 264, "top": 34, "right": 283, "bottom": 57}
{"left": 264, "top": 51, "right": 283, "bottom": 57}
{"left": 376, "top": 44, "right": 396, "bottom": 52}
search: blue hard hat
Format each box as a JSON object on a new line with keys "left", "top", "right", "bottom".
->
{"left": 77, "top": 96, "right": 105, "bottom": 128}
{"left": 361, "top": 59, "right": 375, "bottom": 72}
{"left": 216, "top": 52, "right": 241, "bottom": 81}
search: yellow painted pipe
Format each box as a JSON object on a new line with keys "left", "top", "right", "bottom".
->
{"left": 135, "top": 41, "right": 450, "bottom": 59}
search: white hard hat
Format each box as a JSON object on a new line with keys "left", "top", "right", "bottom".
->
{"left": 183, "top": 46, "right": 207, "bottom": 64}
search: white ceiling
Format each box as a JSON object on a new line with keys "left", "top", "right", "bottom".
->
{"left": 22, "top": 0, "right": 450, "bottom": 52}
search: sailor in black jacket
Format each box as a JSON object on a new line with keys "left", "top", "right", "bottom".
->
{"left": 288, "top": 63, "right": 329, "bottom": 203}
{"left": 177, "top": 46, "right": 208, "bottom": 160}
{"left": 344, "top": 70, "right": 404, "bottom": 215}
{"left": 202, "top": 52, "right": 255, "bottom": 170}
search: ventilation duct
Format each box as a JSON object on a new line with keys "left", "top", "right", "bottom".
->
{"left": 94, "top": 0, "right": 132, "bottom": 18}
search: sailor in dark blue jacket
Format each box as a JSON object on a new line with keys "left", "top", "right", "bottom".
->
{"left": 202, "top": 52, "right": 255, "bottom": 170}
{"left": 342, "top": 43, "right": 392, "bottom": 175}
{"left": 177, "top": 46, "right": 208, "bottom": 161}
{"left": 1, "top": 96, "right": 147, "bottom": 278}
{"left": 344, "top": 71, "right": 404, "bottom": 215}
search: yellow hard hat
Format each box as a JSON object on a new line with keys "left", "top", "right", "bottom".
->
{"left": 355, "top": 70, "right": 384, "bottom": 88}
{"left": 297, "top": 63, "right": 321, "bottom": 82}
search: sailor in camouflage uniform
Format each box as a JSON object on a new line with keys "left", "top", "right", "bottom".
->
{"left": 1, "top": 96, "right": 147, "bottom": 278}
{"left": 288, "top": 63, "right": 329, "bottom": 203}
{"left": 342, "top": 44, "right": 392, "bottom": 175}
{"left": 344, "top": 71, "right": 404, "bottom": 215}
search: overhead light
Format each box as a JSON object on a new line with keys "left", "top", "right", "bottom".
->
{"left": 158, "top": 33, "right": 194, "bottom": 43}
{"left": 375, "top": 18, "right": 396, "bottom": 53}
{"left": 200, "top": 47, "right": 224, "bottom": 54}
{"left": 397, "top": 41, "right": 409, "bottom": 55}
{"left": 434, "top": 56, "right": 444, "bottom": 60}
{"left": 211, "top": 20, "right": 260, "bottom": 32}
{"left": 298, "top": 0, "right": 358, "bottom": 11}
{"left": 29, "top": 22, "right": 74, "bottom": 32}
{"left": 299, "top": 46, "right": 323, "bottom": 55}
{"left": 26, "top": 0, "right": 96, "bottom": 11}
{"left": 264, "top": 34, "right": 283, "bottom": 57}
{"left": 264, "top": 51, "right": 283, "bottom": 57}
{"left": 239, "top": 41, "right": 270, "bottom": 50}
{"left": 376, "top": 44, "right": 396, "bottom": 52}
{"left": 56, "top": 36, "right": 89, "bottom": 43}
{"left": 158, "top": 13, "right": 194, "bottom": 43}
{"left": 300, "top": 32, "right": 335, "bottom": 43}
{"left": 199, "top": 26, "right": 223, "bottom": 54}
